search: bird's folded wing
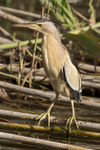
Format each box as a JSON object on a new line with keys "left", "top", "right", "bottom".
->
{"left": 62, "top": 59, "right": 82, "bottom": 101}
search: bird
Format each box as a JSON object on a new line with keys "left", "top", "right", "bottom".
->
{"left": 14, "top": 20, "right": 82, "bottom": 132}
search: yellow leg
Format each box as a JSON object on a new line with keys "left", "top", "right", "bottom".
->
{"left": 36, "top": 93, "right": 59, "bottom": 127}
{"left": 66, "top": 100, "right": 79, "bottom": 133}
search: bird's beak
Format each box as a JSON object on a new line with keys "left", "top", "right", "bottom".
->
{"left": 13, "top": 20, "right": 47, "bottom": 34}
{"left": 13, "top": 22, "right": 40, "bottom": 29}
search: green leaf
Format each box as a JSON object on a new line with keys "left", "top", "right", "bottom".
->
{"left": 67, "top": 28, "right": 100, "bottom": 57}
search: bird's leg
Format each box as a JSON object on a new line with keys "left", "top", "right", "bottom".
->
{"left": 36, "top": 93, "right": 59, "bottom": 127}
{"left": 66, "top": 100, "right": 79, "bottom": 133}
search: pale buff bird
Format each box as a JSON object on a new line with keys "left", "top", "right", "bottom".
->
{"left": 14, "top": 20, "right": 82, "bottom": 132}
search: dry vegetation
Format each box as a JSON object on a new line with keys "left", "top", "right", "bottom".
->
{"left": 0, "top": 0, "right": 100, "bottom": 149}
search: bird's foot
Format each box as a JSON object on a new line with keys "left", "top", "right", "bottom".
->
{"left": 66, "top": 116, "right": 79, "bottom": 133}
{"left": 35, "top": 111, "right": 50, "bottom": 127}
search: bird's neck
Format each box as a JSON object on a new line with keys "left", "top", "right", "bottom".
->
{"left": 41, "top": 34, "right": 65, "bottom": 78}
{"left": 42, "top": 34, "right": 47, "bottom": 57}
{"left": 41, "top": 34, "right": 49, "bottom": 77}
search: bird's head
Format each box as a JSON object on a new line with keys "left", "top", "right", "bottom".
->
{"left": 14, "top": 20, "right": 61, "bottom": 41}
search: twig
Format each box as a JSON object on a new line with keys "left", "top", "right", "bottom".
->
{"left": 0, "top": 131, "right": 93, "bottom": 150}
{"left": 77, "top": 121, "right": 100, "bottom": 132}
{"left": 0, "top": 26, "right": 13, "bottom": 41}
{"left": 0, "top": 81, "right": 100, "bottom": 109}
{"left": 0, "top": 6, "right": 41, "bottom": 19}
{"left": 1, "top": 62, "right": 100, "bottom": 89}
{"left": 3, "top": 62, "right": 100, "bottom": 76}
{"left": 0, "top": 37, "right": 12, "bottom": 44}
{"left": 73, "top": 9, "right": 89, "bottom": 22}
{"left": 29, "top": 32, "right": 39, "bottom": 88}
{"left": 3, "top": 70, "right": 100, "bottom": 89}
{"left": 0, "top": 88, "right": 10, "bottom": 101}
{"left": 5, "top": 64, "right": 46, "bottom": 76}
{"left": 41, "top": 0, "right": 46, "bottom": 19}
{"left": 21, "top": 69, "right": 33, "bottom": 86}
{"left": 78, "top": 63, "right": 100, "bottom": 73}
{"left": 0, "top": 122, "right": 66, "bottom": 135}
{"left": 0, "top": 109, "right": 100, "bottom": 132}
{"left": 0, "top": 122, "right": 100, "bottom": 138}
{"left": 0, "top": 10, "right": 28, "bottom": 23}
{"left": 0, "top": 63, "right": 7, "bottom": 70}
{"left": 71, "top": 130, "right": 100, "bottom": 138}
{"left": 5, "top": 71, "right": 100, "bottom": 89}
{"left": 0, "top": 38, "right": 42, "bottom": 50}
{"left": 18, "top": 43, "right": 23, "bottom": 85}
{"left": 0, "top": 72, "right": 49, "bottom": 90}
{"left": 47, "top": 0, "right": 50, "bottom": 18}
{"left": 83, "top": 81, "right": 100, "bottom": 89}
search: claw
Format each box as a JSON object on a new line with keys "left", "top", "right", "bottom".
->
{"left": 35, "top": 112, "right": 50, "bottom": 127}
{"left": 66, "top": 116, "right": 79, "bottom": 133}
{"left": 66, "top": 100, "right": 79, "bottom": 133}
{"left": 35, "top": 93, "right": 59, "bottom": 127}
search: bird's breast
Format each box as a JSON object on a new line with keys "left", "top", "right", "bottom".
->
{"left": 41, "top": 34, "right": 71, "bottom": 98}
{"left": 42, "top": 35, "right": 61, "bottom": 78}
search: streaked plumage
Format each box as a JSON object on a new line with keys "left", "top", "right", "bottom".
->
{"left": 41, "top": 21, "right": 82, "bottom": 101}
{"left": 14, "top": 20, "right": 82, "bottom": 132}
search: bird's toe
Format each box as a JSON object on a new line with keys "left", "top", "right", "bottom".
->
{"left": 35, "top": 112, "right": 50, "bottom": 127}
{"left": 66, "top": 116, "right": 79, "bottom": 133}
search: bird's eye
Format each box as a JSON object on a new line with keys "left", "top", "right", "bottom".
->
{"left": 38, "top": 24, "right": 42, "bottom": 27}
